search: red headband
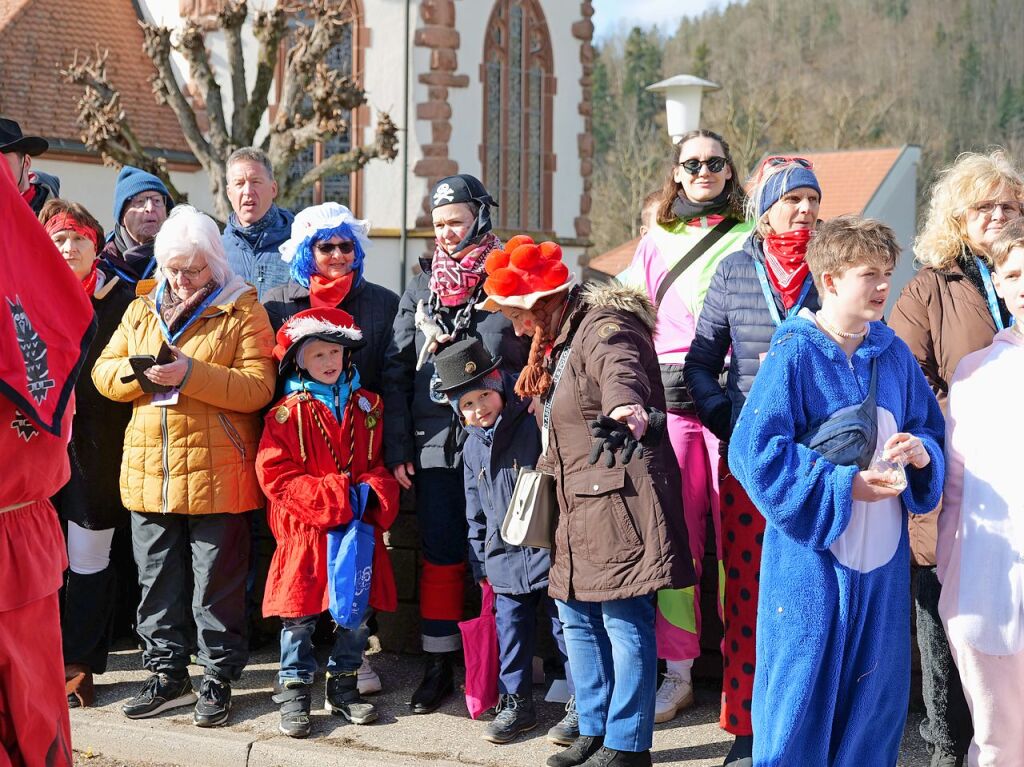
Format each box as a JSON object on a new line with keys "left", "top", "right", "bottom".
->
{"left": 44, "top": 213, "right": 98, "bottom": 249}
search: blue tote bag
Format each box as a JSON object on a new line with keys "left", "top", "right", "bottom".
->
{"left": 327, "top": 483, "right": 375, "bottom": 630}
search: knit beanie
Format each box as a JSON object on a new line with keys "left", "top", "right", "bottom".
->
{"left": 449, "top": 370, "right": 505, "bottom": 414}
{"left": 758, "top": 166, "right": 821, "bottom": 217}
{"left": 113, "top": 166, "right": 172, "bottom": 223}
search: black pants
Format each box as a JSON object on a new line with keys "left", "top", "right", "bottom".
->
{"left": 913, "top": 565, "right": 973, "bottom": 757}
{"left": 62, "top": 565, "right": 117, "bottom": 673}
{"left": 131, "top": 511, "right": 251, "bottom": 681}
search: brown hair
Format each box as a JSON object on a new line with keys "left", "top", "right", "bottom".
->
{"left": 991, "top": 218, "right": 1024, "bottom": 270}
{"left": 38, "top": 198, "right": 104, "bottom": 244}
{"left": 805, "top": 215, "right": 900, "bottom": 293}
{"left": 655, "top": 129, "right": 746, "bottom": 225}
{"left": 511, "top": 292, "right": 566, "bottom": 398}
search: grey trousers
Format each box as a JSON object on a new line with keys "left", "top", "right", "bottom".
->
{"left": 131, "top": 511, "right": 250, "bottom": 681}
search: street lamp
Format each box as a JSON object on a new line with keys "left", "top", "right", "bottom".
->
{"left": 646, "top": 74, "right": 721, "bottom": 144}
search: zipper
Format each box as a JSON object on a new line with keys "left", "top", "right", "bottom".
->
{"left": 333, "top": 385, "right": 341, "bottom": 422}
{"left": 217, "top": 413, "right": 247, "bottom": 458}
{"left": 160, "top": 407, "right": 170, "bottom": 514}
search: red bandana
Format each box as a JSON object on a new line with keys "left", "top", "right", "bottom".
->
{"left": 309, "top": 272, "right": 355, "bottom": 308}
{"left": 428, "top": 232, "right": 501, "bottom": 307}
{"left": 43, "top": 213, "right": 99, "bottom": 249}
{"left": 764, "top": 229, "right": 813, "bottom": 309}
{"left": 81, "top": 260, "right": 100, "bottom": 297}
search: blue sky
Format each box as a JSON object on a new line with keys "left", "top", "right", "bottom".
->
{"left": 591, "top": 0, "right": 729, "bottom": 41}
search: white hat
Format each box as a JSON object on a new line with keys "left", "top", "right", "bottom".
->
{"left": 279, "top": 202, "right": 371, "bottom": 263}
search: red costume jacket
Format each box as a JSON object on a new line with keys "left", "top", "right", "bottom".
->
{"left": 256, "top": 388, "right": 399, "bottom": 619}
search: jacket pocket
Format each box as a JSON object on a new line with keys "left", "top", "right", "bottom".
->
{"left": 568, "top": 467, "right": 643, "bottom": 564}
{"left": 217, "top": 413, "right": 246, "bottom": 458}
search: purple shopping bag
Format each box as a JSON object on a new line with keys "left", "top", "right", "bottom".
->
{"left": 458, "top": 581, "right": 499, "bottom": 719}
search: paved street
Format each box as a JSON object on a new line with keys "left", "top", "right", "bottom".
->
{"left": 70, "top": 644, "right": 933, "bottom": 766}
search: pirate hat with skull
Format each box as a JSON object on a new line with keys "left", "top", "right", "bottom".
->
{"left": 430, "top": 174, "right": 498, "bottom": 255}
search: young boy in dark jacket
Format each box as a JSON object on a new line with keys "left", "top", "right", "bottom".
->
{"left": 433, "top": 339, "right": 577, "bottom": 746}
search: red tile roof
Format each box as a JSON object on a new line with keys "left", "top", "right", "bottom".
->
{"left": 587, "top": 235, "right": 641, "bottom": 280}
{"left": 0, "top": 0, "right": 192, "bottom": 154}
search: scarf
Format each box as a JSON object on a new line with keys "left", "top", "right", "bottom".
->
{"left": 81, "top": 260, "right": 100, "bottom": 297}
{"left": 309, "top": 272, "right": 355, "bottom": 308}
{"left": 428, "top": 231, "right": 501, "bottom": 307}
{"left": 763, "top": 229, "right": 813, "bottom": 309}
{"left": 110, "top": 225, "right": 156, "bottom": 282}
{"left": 670, "top": 187, "right": 731, "bottom": 223}
{"left": 284, "top": 368, "right": 361, "bottom": 423}
{"left": 159, "top": 279, "right": 219, "bottom": 339}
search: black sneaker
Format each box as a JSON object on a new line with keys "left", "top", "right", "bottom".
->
{"left": 547, "top": 695, "right": 580, "bottom": 745}
{"left": 122, "top": 672, "right": 196, "bottom": 719}
{"left": 326, "top": 672, "right": 378, "bottom": 725}
{"left": 273, "top": 680, "right": 312, "bottom": 738}
{"left": 580, "top": 746, "right": 652, "bottom": 766}
{"left": 547, "top": 734, "right": 604, "bottom": 767}
{"left": 193, "top": 675, "right": 232, "bottom": 728}
{"left": 483, "top": 693, "right": 537, "bottom": 744}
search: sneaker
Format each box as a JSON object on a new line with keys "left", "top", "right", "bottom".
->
{"left": 122, "top": 672, "right": 196, "bottom": 719}
{"left": 546, "top": 695, "right": 580, "bottom": 745}
{"left": 547, "top": 734, "right": 604, "bottom": 767}
{"left": 653, "top": 671, "right": 694, "bottom": 723}
{"left": 483, "top": 693, "right": 537, "bottom": 744}
{"left": 326, "top": 671, "right": 378, "bottom": 725}
{"left": 357, "top": 655, "right": 382, "bottom": 695}
{"left": 273, "top": 680, "right": 312, "bottom": 738}
{"left": 193, "top": 676, "right": 232, "bottom": 728}
{"left": 580, "top": 746, "right": 653, "bottom": 766}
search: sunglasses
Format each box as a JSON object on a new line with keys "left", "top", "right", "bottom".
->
{"left": 314, "top": 240, "right": 355, "bottom": 256}
{"left": 760, "top": 155, "right": 814, "bottom": 173}
{"left": 679, "top": 156, "right": 728, "bottom": 175}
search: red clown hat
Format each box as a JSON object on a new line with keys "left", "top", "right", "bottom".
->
{"left": 273, "top": 307, "right": 365, "bottom": 372}
{"left": 476, "top": 235, "right": 575, "bottom": 312}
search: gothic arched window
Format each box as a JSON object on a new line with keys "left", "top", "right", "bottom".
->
{"left": 482, "top": 0, "right": 554, "bottom": 232}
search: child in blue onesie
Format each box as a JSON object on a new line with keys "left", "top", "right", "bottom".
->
{"left": 728, "top": 215, "right": 945, "bottom": 767}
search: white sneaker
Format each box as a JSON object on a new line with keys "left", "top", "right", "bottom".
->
{"left": 356, "top": 655, "right": 381, "bottom": 695}
{"left": 654, "top": 672, "right": 694, "bottom": 723}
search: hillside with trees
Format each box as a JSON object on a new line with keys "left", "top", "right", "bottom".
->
{"left": 589, "top": 0, "right": 1024, "bottom": 254}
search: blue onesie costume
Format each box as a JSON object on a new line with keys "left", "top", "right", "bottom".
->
{"left": 728, "top": 313, "right": 944, "bottom": 767}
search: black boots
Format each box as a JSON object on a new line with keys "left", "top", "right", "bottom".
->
{"left": 326, "top": 671, "right": 378, "bottom": 724}
{"left": 483, "top": 693, "right": 537, "bottom": 743}
{"left": 547, "top": 735, "right": 604, "bottom": 767}
{"left": 410, "top": 652, "right": 455, "bottom": 714}
{"left": 724, "top": 734, "right": 753, "bottom": 766}
{"left": 273, "top": 680, "right": 312, "bottom": 738}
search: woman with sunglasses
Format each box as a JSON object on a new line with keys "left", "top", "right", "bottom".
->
{"left": 618, "top": 129, "right": 752, "bottom": 727}
{"left": 888, "top": 150, "right": 1024, "bottom": 767}
{"left": 683, "top": 157, "right": 822, "bottom": 767}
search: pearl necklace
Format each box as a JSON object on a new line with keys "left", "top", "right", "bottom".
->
{"left": 816, "top": 312, "right": 868, "bottom": 340}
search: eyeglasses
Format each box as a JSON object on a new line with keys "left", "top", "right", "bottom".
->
{"left": 127, "top": 194, "right": 167, "bottom": 211}
{"left": 314, "top": 241, "right": 355, "bottom": 256}
{"left": 163, "top": 264, "right": 208, "bottom": 280}
{"left": 968, "top": 200, "right": 1023, "bottom": 218}
{"left": 759, "top": 156, "right": 814, "bottom": 175}
{"left": 679, "top": 156, "right": 728, "bottom": 175}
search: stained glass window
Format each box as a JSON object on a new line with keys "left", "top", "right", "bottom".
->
{"left": 483, "top": 0, "right": 553, "bottom": 232}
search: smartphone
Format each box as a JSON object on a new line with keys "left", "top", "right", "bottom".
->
{"left": 126, "top": 342, "right": 176, "bottom": 393}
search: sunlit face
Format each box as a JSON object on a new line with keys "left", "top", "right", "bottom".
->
{"left": 300, "top": 338, "right": 346, "bottom": 386}
{"left": 766, "top": 187, "right": 820, "bottom": 234}
{"left": 2, "top": 151, "right": 29, "bottom": 192}
{"left": 162, "top": 256, "right": 210, "bottom": 301}
{"left": 498, "top": 306, "right": 542, "bottom": 337}
{"left": 313, "top": 236, "right": 356, "bottom": 279}
{"left": 50, "top": 228, "right": 97, "bottom": 281}
{"left": 822, "top": 260, "right": 894, "bottom": 324}
{"left": 122, "top": 191, "right": 168, "bottom": 244}
{"left": 993, "top": 246, "right": 1024, "bottom": 325}
{"left": 458, "top": 387, "right": 503, "bottom": 429}
{"left": 963, "top": 184, "right": 1022, "bottom": 256}
{"left": 432, "top": 203, "right": 476, "bottom": 256}
{"left": 226, "top": 159, "right": 278, "bottom": 226}
{"left": 673, "top": 136, "right": 732, "bottom": 204}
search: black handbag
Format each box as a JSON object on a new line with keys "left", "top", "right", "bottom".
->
{"left": 796, "top": 359, "right": 878, "bottom": 471}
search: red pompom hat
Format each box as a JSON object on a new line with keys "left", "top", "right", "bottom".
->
{"left": 475, "top": 235, "right": 575, "bottom": 312}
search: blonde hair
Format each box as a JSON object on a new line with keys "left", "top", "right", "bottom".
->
{"left": 991, "top": 218, "right": 1024, "bottom": 270}
{"left": 806, "top": 215, "right": 900, "bottom": 293}
{"left": 915, "top": 150, "right": 1024, "bottom": 268}
{"left": 154, "top": 205, "right": 233, "bottom": 286}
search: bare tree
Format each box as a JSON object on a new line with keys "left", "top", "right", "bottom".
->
{"left": 63, "top": 0, "right": 398, "bottom": 221}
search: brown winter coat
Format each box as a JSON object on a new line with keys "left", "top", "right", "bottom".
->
{"left": 888, "top": 261, "right": 998, "bottom": 566}
{"left": 538, "top": 283, "right": 696, "bottom": 602}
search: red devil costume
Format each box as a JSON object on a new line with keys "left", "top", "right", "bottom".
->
{"left": 0, "top": 157, "right": 94, "bottom": 765}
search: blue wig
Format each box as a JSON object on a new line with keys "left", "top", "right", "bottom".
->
{"left": 289, "top": 222, "right": 367, "bottom": 289}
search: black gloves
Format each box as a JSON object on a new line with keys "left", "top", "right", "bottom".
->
{"left": 587, "top": 408, "right": 666, "bottom": 467}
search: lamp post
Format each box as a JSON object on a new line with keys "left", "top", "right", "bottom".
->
{"left": 645, "top": 74, "right": 721, "bottom": 144}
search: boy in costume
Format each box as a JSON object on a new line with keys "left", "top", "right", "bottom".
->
{"left": 728, "top": 215, "right": 945, "bottom": 766}
{"left": 256, "top": 307, "right": 398, "bottom": 738}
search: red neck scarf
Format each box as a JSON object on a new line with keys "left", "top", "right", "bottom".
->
{"left": 428, "top": 232, "right": 501, "bottom": 307}
{"left": 81, "top": 260, "right": 100, "bottom": 297}
{"left": 309, "top": 272, "right": 355, "bottom": 308}
{"left": 764, "top": 229, "right": 813, "bottom": 309}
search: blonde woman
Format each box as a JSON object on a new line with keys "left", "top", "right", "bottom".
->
{"left": 889, "top": 149, "right": 1024, "bottom": 767}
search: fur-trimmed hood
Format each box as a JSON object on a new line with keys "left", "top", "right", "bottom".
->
{"left": 581, "top": 281, "right": 657, "bottom": 332}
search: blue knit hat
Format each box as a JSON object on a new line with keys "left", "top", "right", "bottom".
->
{"left": 758, "top": 166, "right": 821, "bottom": 217}
{"left": 112, "top": 166, "right": 172, "bottom": 223}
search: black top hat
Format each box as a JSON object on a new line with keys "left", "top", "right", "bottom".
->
{"left": 434, "top": 338, "right": 502, "bottom": 393}
{"left": 0, "top": 118, "right": 48, "bottom": 156}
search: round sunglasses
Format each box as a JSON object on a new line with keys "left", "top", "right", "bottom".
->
{"left": 678, "top": 156, "right": 728, "bottom": 175}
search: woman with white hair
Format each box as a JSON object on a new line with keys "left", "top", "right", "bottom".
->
{"left": 93, "top": 205, "right": 276, "bottom": 728}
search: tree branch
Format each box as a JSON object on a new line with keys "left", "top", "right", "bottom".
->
{"left": 176, "top": 19, "right": 231, "bottom": 157}
{"left": 238, "top": 4, "right": 287, "bottom": 146}
{"left": 219, "top": 0, "right": 250, "bottom": 145}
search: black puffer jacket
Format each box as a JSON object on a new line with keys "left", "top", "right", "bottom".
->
{"left": 262, "top": 278, "right": 399, "bottom": 394}
{"left": 381, "top": 258, "right": 528, "bottom": 470}
{"left": 683, "top": 236, "right": 821, "bottom": 443}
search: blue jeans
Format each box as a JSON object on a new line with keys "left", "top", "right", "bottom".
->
{"left": 557, "top": 595, "right": 657, "bottom": 753}
{"left": 279, "top": 611, "right": 372, "bottom": 685}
